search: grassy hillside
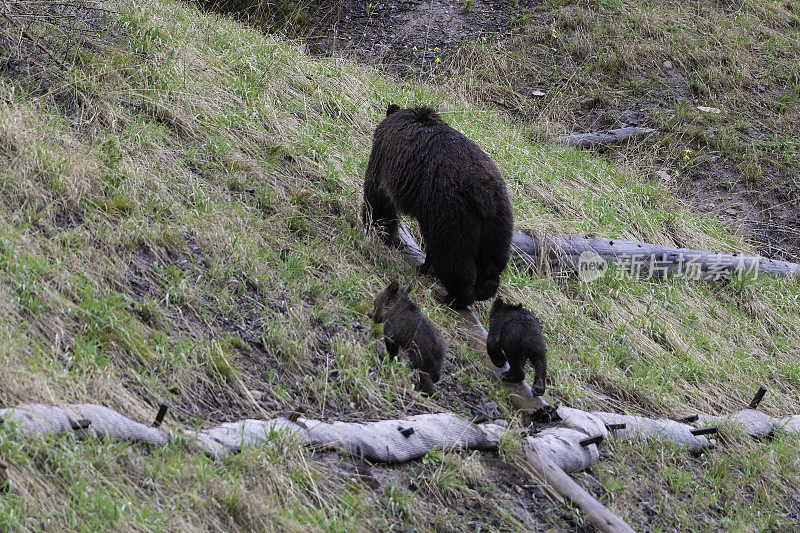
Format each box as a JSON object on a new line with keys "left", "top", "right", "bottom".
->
{"left": 0, "top": 0, "right": 799, "bottom": 530}
{"left": 447, "top": 0, "right": 800, "bottom": 261}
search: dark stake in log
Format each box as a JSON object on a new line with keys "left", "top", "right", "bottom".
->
{"left": 691, "top": 427, "right": 718, "bottom": 436}
{"left": 153, "top": 402, "right": 170, "bottom": 428}
{"left": 511, "top": 232, "right": 800, "bottom": 279}
{"left": 580, "top": 434, "right": 604, "bottom": 447}
{"left": 678, "top": 414, "right": 700, "bottom": 423}
{"left": 605, "top": 423, "right": 627, "bottom": 431}
{"left": 71, "top": 418, "right": 91, "bottom": 430}
{"left": 556, "top": 127, "right": 656, "bottom": 150}
{"left": 398, "top": 426, "right": 415, "bottom": 438}
{"left": 285, "top": 405, "right": 308, "bottom": 424}
{"left": 749, "top": 386, "right": 768, "bottom": 409}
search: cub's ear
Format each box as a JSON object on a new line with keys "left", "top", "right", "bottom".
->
{"left": 386, "top": 104, "right": 400, "bottom": 116}
{"left": 387, "top": 280, "right": 399, "bottom": 294}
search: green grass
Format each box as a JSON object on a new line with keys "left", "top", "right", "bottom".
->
{"left": 444, "top": 0, "right": 800, "bottom": 255}
{"left": 0, "top": 0, "right": 797, "bottom": 530}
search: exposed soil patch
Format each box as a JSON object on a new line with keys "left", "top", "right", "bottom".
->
{"left": 677, "top": 160, "right": 800, "bottom": 261}
{"left": 301, "top": 0, "right": 536, "bottom": 75}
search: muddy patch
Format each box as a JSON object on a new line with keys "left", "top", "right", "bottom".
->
{"left": 123, "top": 233, "right": 293, "bottom": 424}
{"left": 302, "top": 0, "right": 535, "bottom": 75}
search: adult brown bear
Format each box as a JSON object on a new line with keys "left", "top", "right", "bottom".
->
{"left": 362, "top": 105, "right": 514, "bottom": 308}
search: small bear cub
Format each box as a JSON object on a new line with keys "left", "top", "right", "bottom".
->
{"left": 486, "top": 297, "right": 547, "bottom": 395}
{"left": 368, "top": 281, "right": 447, "bottom": 394}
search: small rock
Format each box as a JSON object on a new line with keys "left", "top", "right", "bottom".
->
{"left": 656, "top": 170, "right": 671, "bottom": 181}
{"left": 260, "top": 400, "right": 278, "bottom": 410}
{"left": 530, "top": 89, "right": 546, "bottom": 97}
{"left": 697, "top": 106, "right": 721, "bottom": 114}
{"left": 250, "top": 390, "right": 264, "bottom": 401}
{"left": 514, "top": 485, "right": 527, "bottom": 495}
{"left": 662, "top": 60, "right": 673, "bottom": 69}
{"left": 725, "top": 208, "right": 738, "bottom": 216}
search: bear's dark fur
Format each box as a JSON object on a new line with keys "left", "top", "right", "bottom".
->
{"left": 486, "top": 297, "right": 547, "bottom": 394}
{"left": 368, "top": 281, "right": 447, "bottom": 394}
{"left": 362, "top": 105, "right": 514, "bottom": 307}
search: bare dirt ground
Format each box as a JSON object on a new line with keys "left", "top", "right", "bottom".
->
{"left": 302, "top": 0, "right": 535, "bottom": 73}
{"left": 295, "top": 0, "right": 800, "bottom": 263}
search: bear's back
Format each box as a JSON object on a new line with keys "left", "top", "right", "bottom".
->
{"left": 372, "top": 107, "right": 508, "bottom": 221}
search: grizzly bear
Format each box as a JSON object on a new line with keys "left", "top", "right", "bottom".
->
{"left": 486, "top": 297, "right": 547, "bottom": 394}
{"left": 362, "top": 105, "right": 514, "bottom": 308}
{"left": 368, "top": 281, "right": 447, "bottom": 394}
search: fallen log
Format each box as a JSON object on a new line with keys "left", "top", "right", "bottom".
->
{"left": 524, "top": 446, "right": 635, "bottom": 533}
{"left": 2, "top": 394, "right": 797, "bottom": 530}
{"left": 556, "top": 126, "right": 656, "bottom": 149}
{"left": 511, "top": 231, "right": 800, "bottom": 280}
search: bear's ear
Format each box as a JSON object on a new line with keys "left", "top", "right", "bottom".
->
{"left": 387, "top": 280, "right": 399, "bottom": 295}
{"left": 386, "top": 104, "right": 400, "bottom": 116}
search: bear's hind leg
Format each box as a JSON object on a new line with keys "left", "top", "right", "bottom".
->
{"left": 362, "top": 177, "right": 399, "bottom": 244}
{"left": 502, "top": 363, "right": 525, "bottom": 384}
{"left": 434, "top": 258, "right": 477, "bottom": 308}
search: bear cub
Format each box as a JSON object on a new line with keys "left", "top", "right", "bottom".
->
{"left": 362, "top": 105, "right": 514, "bottom": 308}
{"left": 368, "top": 281, "right": 447, "bottom": 394}
{"left": 486, "top": 297, "right": 547, "bottom": 395}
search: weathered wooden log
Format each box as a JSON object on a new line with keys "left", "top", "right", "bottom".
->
{"left": 556, "top": 126, "right": 656, "bottom": 149}
{"left": 524, "top": 446, "right": 636, "bottom": 533}
{"left": 511, "top": 231, "right": 800, "bottom": 280}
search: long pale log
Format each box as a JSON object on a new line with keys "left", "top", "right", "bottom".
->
{"left": 524, "top": 446, "right": 636, "bottom": 533}
{"left": 556, "top": 126, "right": 656, "bottom": 149}
{"left": 511, "top": 231, "right": 800, "bottom": 279}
